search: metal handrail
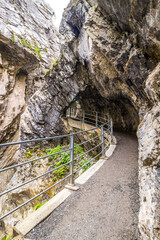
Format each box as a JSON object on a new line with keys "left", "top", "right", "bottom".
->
{"left": 74, "top": 135, "right": 101, "bottom": 148}
{"left": 0, "top": 107, "right": 113, "bottom": 221}
{"left": 74, "top": 142, "right": 102, "bottom": 161}
{"left": 69, "top": 107, "right": 108, "bottom": 115}
{"left": 0, "top": 174, "right": 71, "bottom": 220}
{"left": 0, "top": 126, "right": 98, "bottom": 147}
{"left": 0, "top": 161, "right": 71, "bottom": 197}
{"left": 0, "top": 148, "right": 71, "bottom": 173}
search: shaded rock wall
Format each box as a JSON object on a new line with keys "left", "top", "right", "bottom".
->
{"left": 97, "top": 0, "right": 160, "bottom": 60}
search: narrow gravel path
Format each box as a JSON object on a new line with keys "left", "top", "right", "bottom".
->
{"left": 26, "top": 132, "right": 139, "bottom": 240}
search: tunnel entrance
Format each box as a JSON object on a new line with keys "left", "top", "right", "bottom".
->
{"left": 68, "top": 86, "right": 139, "bottom": 133}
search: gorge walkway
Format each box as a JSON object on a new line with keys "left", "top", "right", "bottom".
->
{"left": 26, "top": 132, "right": 139, "bottom": 240}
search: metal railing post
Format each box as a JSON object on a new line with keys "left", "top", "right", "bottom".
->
{"left": 82, "top": 110, "right": 85, "bottom": 123}
{"left": 101, "top": 125, "right": 104, "bottom": 156}
{"left": 110, "top": 118, "right": 113, "bottom": 142}
{"left": 107, "top": 114, "right": 110, "bottom": 132}
{"left": 69, "top": 134, "right": 74, "bottom": 185}
{"left": 69, "top": 107, "right": 71, "bottom": 118}
{"left": 96, "top": 112, "right": 98, "bottom": 127}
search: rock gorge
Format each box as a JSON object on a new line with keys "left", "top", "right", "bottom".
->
{"left": 0, "top": 0, "right": 160, "bottom": 239}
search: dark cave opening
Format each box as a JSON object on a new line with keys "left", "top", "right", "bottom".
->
{"left": 67, "top": 86, "right": 139, "bottom": 133}
{"left": 67, "top": 21, "right": 80, "bottom": 38}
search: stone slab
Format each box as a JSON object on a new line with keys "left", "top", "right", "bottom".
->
{"left": 65, "top": 184, "right": 79, "bottom": 191}
{"left": 75, "top": 159, "right": 106, "bottom": 185}
{"left": 105, "top": 144, "right": 116, "bottom": 159}
{"left": 75, "top": 137, "right": 117, "bottom": 185}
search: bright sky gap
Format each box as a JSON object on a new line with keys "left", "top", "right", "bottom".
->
{"left": 44, "top": 0, "right": 70, "bottom": 27}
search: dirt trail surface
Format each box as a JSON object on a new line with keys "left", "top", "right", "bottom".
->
{"left": 26, "top": 132, "right": 139, "bottom": 240}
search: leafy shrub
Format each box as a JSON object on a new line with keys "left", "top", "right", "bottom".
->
{"left": 79, "top": 160, "right": 91, "bottom": 172}
{"left": 61, "top": 152, "right": 70, "bottom": 164}
{"left": 46, "top": 146, "right": 62, "bottom": 160}
{"left": 53, "top": 176, "right": 57, "bottom": 182}
{"left": 53, "top": 166, "right": 66, "bottom": 177}
{"left": 53, "top": 151, "right": 70, "bottom": 177}
{"left": 74, "top": 144, "right": 83, "bottom": 155}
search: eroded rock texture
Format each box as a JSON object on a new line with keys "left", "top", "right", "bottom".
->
{"left": 0, "top": 0, "right": 60, "bottom": 236}
{"left": 0, "top": 0, "right": 159, "bottom": 239}
{"left": 0, "top": 0, "right": 60, "bottom": 168}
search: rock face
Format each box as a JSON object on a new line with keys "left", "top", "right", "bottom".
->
{"left": 97, "top": 0, "right": 160, "bottom": 61}
{"left": 0, "top": 0, "right": 160, "bottom": 239}
{"left": 0, "top": 0, "right": 60, "bottom": 236}
{"left": 0, "top": 0, "right": 60, "bottom": 168}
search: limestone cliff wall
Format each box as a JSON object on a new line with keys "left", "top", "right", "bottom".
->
{"left": 0, "top": 0, "right": 60, "bottom": 168}
{"left": 0, "top": 0, "right": 159, "bottom": 239}
{"left": 0, "top": 1, "right": 60, "bottom": 235}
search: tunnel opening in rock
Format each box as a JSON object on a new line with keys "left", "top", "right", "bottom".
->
{"left": 67, "top": 86, "right": 139, "bottom": 133}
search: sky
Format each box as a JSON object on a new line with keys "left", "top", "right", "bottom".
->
{"left": 44, "top": 0, "right": 70, "bottom": 28}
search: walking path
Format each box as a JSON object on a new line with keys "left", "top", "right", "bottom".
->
{"left": 26, "top": 132, "right": 139, "bottom": 240}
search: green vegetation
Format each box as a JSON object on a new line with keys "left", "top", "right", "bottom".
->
{"left": 93, "top": 4, "right": 98, "bottom": 10}
{"left": 44, "top": 69, "right": 50, "bottom": 76}
{"left": 53, "top": 176, "right": 57, "bottom": 182}
{"left": 46, "top": 145, "right": 62, "bottom": 160}
{"left": 11, "top": 35, "right": 15, "bottom": 42}
{"left": 24, "top": 141, "right": 93, "bottom": 183}
{"left": 74, "top": 144, "right": 83, "bottom": 156}
{"left": 72, "top": 0, "right": 81, "bottom": 7}
{"left": 50, "top": 53, "right": 62, "bottom": 70}
{"left": 27, "top": 42, "right": 33, "bottom": 50}
{"left": 19, "top": 38, "right": 43, "bottom": 60}
{"left": 79, "top": 160, "right": 91, "bottom": 172}
{"left": 50, "top": 59, "right": 58, "bottom": 70}
{"left": 25, "top": 149, "right": 32, "bottom": 158}
{"left": 66, "top": 0, "right": 82, "bottom": 11}
{"left": 53, "top": 166, "right": 66, "bottom": 177}
{"left": 10, "top": 31, "right": 15, "bottom": 42}
{"left": 44, "top": 53, "right": 63, "bottom": 77}
{"left": 1, "top": 236, "right": 13, "bottom": 240}
{"left": 53, "top": 150, "right": 70, "bottom": 177}
{"left": 34, "top": 201, "right": 47, "bottom": 211}
{"left": 21, "top": 38, "right": 26, "bottom": 47}
{"left": 46, "top": 144, "right": 84, "bottom": 178}
{"left": 44, "top": 47, "right": 48, "bottom": 53}
{"left": 34, "top": 41, "right": 42, "bottom": 60}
